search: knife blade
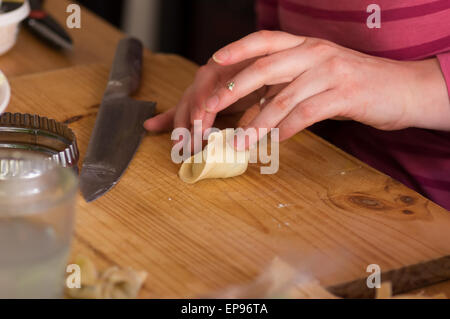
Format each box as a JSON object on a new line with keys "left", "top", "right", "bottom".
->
{"left": 80, "top": 38, "right": 156, "bottom": 202}
{"left": 24, "top": 0, "right": 73, "bottom": 50}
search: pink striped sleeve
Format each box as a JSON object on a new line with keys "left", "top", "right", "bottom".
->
{"left": 256, "top": 0, "right": 280, "bottom": 30}
{"left": 437, "top": 52, "right": 450, "bottom": 99}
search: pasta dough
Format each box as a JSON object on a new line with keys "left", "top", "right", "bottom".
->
{"left": 179, "top": 129, "right": 249, "bottom": 184}
{"left": 65, "top": 255, "right": 147, "bottom": 299}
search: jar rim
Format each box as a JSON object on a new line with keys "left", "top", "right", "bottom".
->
{"left": 0, "top": 149, "right": 78, "bottom": 217}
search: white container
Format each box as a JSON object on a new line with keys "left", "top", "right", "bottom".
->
{"left": 0, "top": 0, "right": 30, "bottom": 56}
{"left": 0, "top": 70, "right": 10, "bottom": 114}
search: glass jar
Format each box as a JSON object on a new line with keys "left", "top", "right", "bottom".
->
{"left": 0, "top": 150, "right": 78, "bottom": 298}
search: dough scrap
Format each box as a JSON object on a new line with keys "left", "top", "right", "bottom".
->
{"left": 65, "top": 255, "right": 147, "bottom": 299}
{"left": 179, "top": 129, "right": 249, "bottom": 184}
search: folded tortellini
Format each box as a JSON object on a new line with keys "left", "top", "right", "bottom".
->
{"left": 179, "top": 129, "right": 250, "bottom": 184}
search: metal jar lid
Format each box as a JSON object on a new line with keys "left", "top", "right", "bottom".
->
{"left": 0, "top": 112, "right": 79, "bottom": 168}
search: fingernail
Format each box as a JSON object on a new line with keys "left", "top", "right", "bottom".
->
{"left": 205, "top": 95, "right": 219, "bottom": 112}
{"left": 212, "top": 49, "right": 229, "bottom": 64}
{"left": 234, "top": 130, "right": 247, "bottom": 151}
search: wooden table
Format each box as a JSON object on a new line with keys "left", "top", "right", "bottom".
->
{"left": 2, "top": 0, "right": 449, "bottom": 298}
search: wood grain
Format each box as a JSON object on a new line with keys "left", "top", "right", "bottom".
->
{"left": 328, "top": 255, "right": 450, "bottom": 298}
{"left": 7, "top": 54, "right": 450, "bottom": 298}
{"left": 0, "top": 0, "right": 122, "bottom": 77}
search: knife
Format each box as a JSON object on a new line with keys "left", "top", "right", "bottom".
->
{"left": 23, "top": 0, "right": 73, "bottom": 50}
{"left": 79, "top": 38, "right": 156, "bottom": 202}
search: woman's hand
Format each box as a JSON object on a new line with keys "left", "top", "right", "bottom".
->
{"left": 143, "top": 57, "right": 269, "bottom": 136}
{"left": 145, "top": 31, "right": 450, "bottom": 149}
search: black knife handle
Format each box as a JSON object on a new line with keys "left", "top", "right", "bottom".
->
{"left": 28, "top": 0, "right": 44, "bottom": 10}
{"left": 25, "top": 14, "right": 73, "bottom": 50}
{"left": 105, "top": 38, "right": 143, "bottom": 99}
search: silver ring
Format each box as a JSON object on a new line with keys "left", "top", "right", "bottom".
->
{"left": 227, "top": 81, "right": 235, "bottom": 91}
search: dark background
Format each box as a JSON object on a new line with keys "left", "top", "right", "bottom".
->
{"left": 77, "top": 0, "right": 257, "bottom": 65}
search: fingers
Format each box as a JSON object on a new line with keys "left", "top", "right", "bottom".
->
{"left": 144, "top": 107, "right": 176, "bottom": 132}
{"left": 174, "top": 98, "right": 192, "bottom": 133}
{"left": 235, "top": 84, "right": 285, "bottom": 127}
{"left": 202, "top": 112, "right": 217, "bottom": 132}
{"left": 248, "top": 65, "right": 335, "bottom": 132}
{"left": 237, "top": 103, "right": 261, "bottom": 127}
{"left": 277, "top": 89, "right": 344, "bottom": 141}
{"left": 168, "top": 89, "right": 195, "bottom": 146}
{"left": 212, "top": 31, "right": 306, "bottom": 65}
{"left": 188, "top": 65, "right": 220, "bottom": 124}
{"left": 189, "top": 59, "right": 256, "bottom": 124}
{"left": 264, "top": 84, "right": 286, "bottom": 101}
{"left": 147, "top": 59, "right": 252, "bottom": 138}
{"left": 234, "top": 90, "right": 343, "bottom": 150}
{"left": 219, "top": 87, "right": 266, "bottom": 115}
{"left": 205, "top": 44, "right": 323, "bottom": 114}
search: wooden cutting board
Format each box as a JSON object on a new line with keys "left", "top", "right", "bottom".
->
{"left": 7, "top": 52, "right": 450, "bottom": 298}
